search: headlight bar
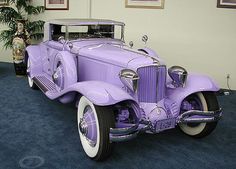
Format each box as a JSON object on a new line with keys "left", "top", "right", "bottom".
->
{"left": 119, "top": 69, "right": 139, "bottom": 92}
{"left": 168, "top": 66, "right": 188, "bottom": 87}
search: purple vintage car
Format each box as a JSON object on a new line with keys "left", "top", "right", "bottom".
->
{"left": 25, "top": 19, "right": 222, "bottom": 161}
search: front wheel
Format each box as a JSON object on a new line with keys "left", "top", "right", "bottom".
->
{"left": 179, "top": 92, "right": 219, "bottom": 138}
{"left": 77, "top": 96, "right": 115, "bottom": 161}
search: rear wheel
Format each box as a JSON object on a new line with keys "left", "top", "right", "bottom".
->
{"left": 27, "top": 58, "right": 38, "bottom": 89}
{"left": 179, "top": 92, "right": 219, "bottom": 138}
{"left": 77, "top": 96, "right": 115, "bottom": 161}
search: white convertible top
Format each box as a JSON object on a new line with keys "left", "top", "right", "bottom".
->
{"left": 46, "top": 18, "right": 125, "bottom": 26}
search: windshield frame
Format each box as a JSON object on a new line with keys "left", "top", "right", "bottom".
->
{"left": 51, "top": 23, "right": 125, "bottom": 42}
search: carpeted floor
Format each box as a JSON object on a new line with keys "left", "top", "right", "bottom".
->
{"left": 0, "top": 62, "right": 235, "bottom": 169}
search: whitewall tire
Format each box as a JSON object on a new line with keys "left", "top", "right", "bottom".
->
{"left": 27, "top": 58, "right": 37, "bottom": 89}
{"left": 179, "top": 92, "right": 219, "bottom": 138}
{"left": 77, "top": 96, "right": 115, "bottom": 161}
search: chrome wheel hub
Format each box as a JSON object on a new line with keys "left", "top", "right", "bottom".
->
{"left": 79, "top": 118, "right": 88, "bottom": 136}
{"left": 79, "top": 105, "right": 98, "bottom": 147}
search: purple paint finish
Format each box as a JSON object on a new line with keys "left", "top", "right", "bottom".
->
{"left": 157, "top": 66, "right": 166, "bottom": 102}
{"left": 26, "top": 19, "right": 221, "bottom": 141}
{"left": 78, "top": 43, "right": 141, "bottom": 68}
{"left": 166, "top": 73, "right": 219, "bottom": 112}
{"left": 45, "top": 80, "right": 136, "bottom": 106}
{"left": 137, "top": 65, "right": 166, "bottom": 103}
{"left": 137, "top": 66, "right": 158, "bottom": 103}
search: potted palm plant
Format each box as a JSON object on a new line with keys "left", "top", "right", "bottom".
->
{"left": 0, "top": 0, "right": 45, "bottom": 75}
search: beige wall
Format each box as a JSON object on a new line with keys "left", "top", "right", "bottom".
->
{"left": 0, "top": 0, "right": 235, "bottom": 89}
{"left": 0, "top": 0, "right": 89, "bottom": 62}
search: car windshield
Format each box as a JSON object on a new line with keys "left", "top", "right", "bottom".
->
{"left": 51, "top": 24, "right": 124, "bottom": 41}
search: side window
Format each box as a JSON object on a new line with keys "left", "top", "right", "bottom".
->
{"left": 114, "top": 26, "right": 122, "bottom": 40}
{"left": 86, "top": 25, "right": 114, "bottom": 38}
{"left": 94, "top": 25, "right": 114, "bottom": 38}
{"left": 62, "top": 26, "right": 89, "bottom": 40}
{"left": 51, "top": 25, "right": 65, "bottom": 41}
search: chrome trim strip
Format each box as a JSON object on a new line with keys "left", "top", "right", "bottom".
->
{"left": 180, "top": 117, "right": 219, "bottom": 123}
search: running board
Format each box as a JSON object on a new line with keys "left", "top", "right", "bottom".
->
{"left": 32, "top": 76, "right": 57, "bottom": 93}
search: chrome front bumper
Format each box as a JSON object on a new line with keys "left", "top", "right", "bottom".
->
{"left": 110, "top": 123, "right": 140, "bottom": 142}
{"left": 177, "top": 109, "right": 222, "bottom": 124}
{"left": 110, "top": 109, "right": 222, "bottom": 142}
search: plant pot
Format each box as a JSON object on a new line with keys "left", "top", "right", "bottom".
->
{"left": 14, "top": 62, "right": 27, "bottom": 76}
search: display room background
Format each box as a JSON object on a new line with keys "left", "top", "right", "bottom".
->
{"left": 0, "top": 0, "right": 235, "bottom": 89}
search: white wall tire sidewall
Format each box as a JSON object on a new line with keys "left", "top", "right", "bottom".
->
{"left": 77, "top": 96, "right": 100, "bottom": 158}
{"left": 179, "top": 92, "right": 208, "bottom": 136}
{"left": 27, "top": 58, "right": 34, "bottom": 88}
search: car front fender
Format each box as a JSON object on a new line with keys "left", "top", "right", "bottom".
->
{"left": 166, "top": 74, "right": 219, "bottom": 112}
{"left": 46, "top": 81, "right": 136, "bottom": 106}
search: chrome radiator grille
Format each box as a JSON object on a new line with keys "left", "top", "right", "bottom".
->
{"left": 137, "top": 65, "right": 166, "bottom": 103}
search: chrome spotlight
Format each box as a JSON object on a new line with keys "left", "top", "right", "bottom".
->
{"left": 142, "top": 35, "right": 148, "bottom": 44}
{"left": 168, "top": 66, "right": 188, "bottom": 87}
{"left": 119, "top": 69, "right": 139, "bottom": 92}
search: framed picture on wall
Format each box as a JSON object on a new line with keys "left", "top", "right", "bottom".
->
{"left": 45, "top": 0, "right": 69, "bottom": 10}
{"left": 217, "top": 0, "right": 236, "bottom": 8}
{"left": 0, "top": 0, "right": 8, "bottom": 6}
{"left": 125, "top": 0, "right": 165, "bottom": 9}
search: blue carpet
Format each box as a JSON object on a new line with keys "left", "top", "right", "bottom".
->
{"left": 0, "top": 62, "right": 235, "bottom": 169}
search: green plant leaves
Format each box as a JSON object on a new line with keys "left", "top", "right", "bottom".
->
{"left": 0, "top": 29, "right": 15, "bottom": 49}
{"left": 30, "top": 32, "right": 44, "bottom": 40}
{"left": 0, "top": 7, "right": 22, "bottom": 25}
{"left": 25, "top": 5, "right": 45, "bottom": 15}
{"left": 0, "top": 0, "right": 45, "bottom": 49}
{"left": 26, "top": 20, "right": 45, "bottom": 34}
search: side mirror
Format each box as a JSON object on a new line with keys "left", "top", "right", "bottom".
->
{"left": 129, "top": 41, "right": 134, "bottom": 48}
{"left": 142, "top": 35, "right": 148, "bottom": 45}
{"left": 58, "top": 36, "right": 65, "bottom": 44}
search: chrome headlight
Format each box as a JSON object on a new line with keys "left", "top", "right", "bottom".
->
{"left": 168, "top": 66, "right": 188, "bottom": 87}
{"left": 119, "top": 69, "right": 139, "bottom": 92}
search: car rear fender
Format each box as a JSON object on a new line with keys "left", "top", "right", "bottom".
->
{"left": 25, "top": 45, "right": 43, "bottom": 75}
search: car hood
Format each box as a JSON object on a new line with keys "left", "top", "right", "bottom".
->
{"left": 72, "top": 40, "right": 155, "bottom": 68}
